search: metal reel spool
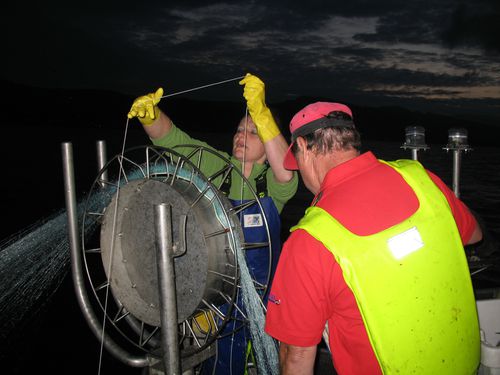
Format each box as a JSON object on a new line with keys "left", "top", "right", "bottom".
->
{"left": 80, "top": 145, "right": 272, "bottom": 360}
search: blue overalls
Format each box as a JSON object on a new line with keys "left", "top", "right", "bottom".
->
{"left": 201, "top": 166, "right": 281, "bottom": 375}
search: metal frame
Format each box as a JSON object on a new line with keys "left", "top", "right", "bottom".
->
{"left": 64, "top": 142, "right": 273, "bottom": 373}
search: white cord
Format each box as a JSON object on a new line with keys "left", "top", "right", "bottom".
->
{"left": 96, "top": 75, "right": 246, "bottom": 375}
{"left": 97, "top": 117, "right": 131, "bottom": 375}
{"left": 160, "top": 76, "right": 245, "bottom": 99}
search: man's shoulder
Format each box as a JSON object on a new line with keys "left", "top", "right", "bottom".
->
{"left": 286, "top": 227, "right": 329, "bottom": 253}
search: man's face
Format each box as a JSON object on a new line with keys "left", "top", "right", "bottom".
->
{"left": 232, "top": 117, "right": 266, "bottom": 163}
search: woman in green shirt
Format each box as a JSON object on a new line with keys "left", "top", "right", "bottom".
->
{"left": 128, "top": 73, "right": 297, "bottom": 374}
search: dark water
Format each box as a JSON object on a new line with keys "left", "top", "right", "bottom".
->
{"left": 1, "top": 125, "right": 499, "bottom": 374}
{"left": 280, "top": 139, "right": 500, "bottom": 242}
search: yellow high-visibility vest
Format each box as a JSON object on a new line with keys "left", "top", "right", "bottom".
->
{"left": 292, "top": 159, "right": 480, "bottom": 374}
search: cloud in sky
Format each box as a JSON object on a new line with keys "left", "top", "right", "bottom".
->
{"left": 2, "top": 0, "right": 499, "bottom": 122}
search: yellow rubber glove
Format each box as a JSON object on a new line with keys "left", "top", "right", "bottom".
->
{"left": 239, "top": 73, "right": 280, "bottom": 143}
{"left": 127, "top": 87, "right": 164, "bottom": 126}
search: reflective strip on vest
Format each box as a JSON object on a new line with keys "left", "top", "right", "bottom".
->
{"left": 291, "top": 159, "right": 480, "bottom": 374}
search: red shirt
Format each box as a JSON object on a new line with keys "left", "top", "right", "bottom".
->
{"left": 265, "top": 152, "right": 476, "bottom": 375}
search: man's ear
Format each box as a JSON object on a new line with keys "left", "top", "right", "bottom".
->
{"left": 296, "top": 137, "right": 308, "bottom": 162}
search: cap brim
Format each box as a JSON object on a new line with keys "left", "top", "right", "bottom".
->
{"left": 283, "top": 143, "right": 299, "bottom": 170}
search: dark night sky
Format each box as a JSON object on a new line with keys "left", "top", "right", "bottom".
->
{"left": 1, "top": 0, "right": 499, "bottom": 124}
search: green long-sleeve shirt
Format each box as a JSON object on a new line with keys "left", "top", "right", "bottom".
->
{"left": 151, "top": 124, "right": 298, "bottom": 214}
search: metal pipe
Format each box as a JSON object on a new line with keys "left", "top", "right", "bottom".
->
{"left": 61, "top": 142, "right": 149, "bottom": 368}
{"left": 453, "top": 150, "right": 462, "bottom": 198}
{"left": 411, "top": 149, "right": 418, "bottom": 161}
{"left": 443, "top": 128, "right": 471, "bottom": 199}
{"left": 96, "top": 140, "right": 108, "bottom": 187}
{"left": 155, "top": 203, "right": 181, "bottom": 375}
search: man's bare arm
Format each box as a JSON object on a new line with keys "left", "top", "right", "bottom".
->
{"left": 279, "top": 342, "right": 317, "bottom": 375}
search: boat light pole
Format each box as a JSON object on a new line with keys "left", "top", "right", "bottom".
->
{"left": 442, "top": 128, "right": 472, "bottom": 198}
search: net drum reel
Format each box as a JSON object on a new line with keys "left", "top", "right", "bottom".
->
{"left": 76, "top": 144, "right": 273, "bottom": 370}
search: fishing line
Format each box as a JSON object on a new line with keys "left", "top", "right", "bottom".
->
{"left": 97, "top": 74, "right": 279, "bottom": 374}
{"left": 96, "top": 75, "right": 247, "bottom": 374}
{"left": 160, "top": 76, "right": 245, "bottom": 99}
{"left": 240, "top": 108, "right": 249, "bottom": 202}
{"left": 228, "top": 107, "right": 250, "bottom": 375}
{"left": 96, "top": 117, "right": 131, "bottom": 375}
{"left": 233, "top": 107, "right": 280, "bottom": 375}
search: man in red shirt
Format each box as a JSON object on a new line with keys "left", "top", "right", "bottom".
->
{"left": 265, "top": 102, "right": 483, "bottom": 374}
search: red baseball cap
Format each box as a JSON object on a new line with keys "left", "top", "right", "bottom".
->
{"left": 283, "top": 102, "right": 354, "bottom": 170}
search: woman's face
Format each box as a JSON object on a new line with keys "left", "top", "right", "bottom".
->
{"left": 232, "top": 117, "right": 266, "bottom": 164}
